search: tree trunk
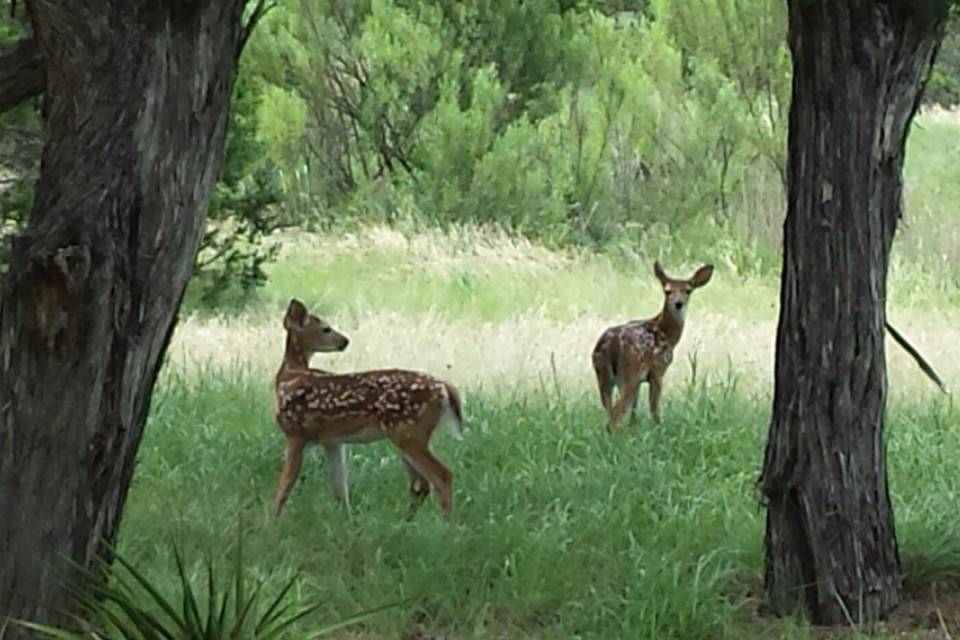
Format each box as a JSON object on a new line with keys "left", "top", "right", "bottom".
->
{"left": 0, "top": 1, "right": 248, "bottom": 634}
{"left": 760, "top": 1, "right": 946, "bottom": 625}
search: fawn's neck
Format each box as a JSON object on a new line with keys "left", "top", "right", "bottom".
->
{"left": 655, "top": 304, "right": 685, "bottom": 346}
{"left": 281, "top": 334, "right": 311, "bottom": 372}
{"left": 279, "top": 335, "right": 334, "bottom": 383}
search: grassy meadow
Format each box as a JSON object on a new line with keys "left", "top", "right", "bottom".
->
{"left": 116, "top": 111, "right": 960, "bottom": 639}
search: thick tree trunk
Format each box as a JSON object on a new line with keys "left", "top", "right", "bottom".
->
{"left": 0, "top": 1, "right": 247, "bottom": 634}
{"left": 760, "top": 1, "right": 946, "bottom": 625}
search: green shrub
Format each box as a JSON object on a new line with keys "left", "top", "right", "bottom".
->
{"left": 17, "top": 534, "right": 396, "bottom": 640}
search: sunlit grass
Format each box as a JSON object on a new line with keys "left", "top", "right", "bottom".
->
{"left": 901, "top": 108, "right": 960, "bottom": 274}
{"left": 259, "top": 224, "right": 781, "bottom": 325}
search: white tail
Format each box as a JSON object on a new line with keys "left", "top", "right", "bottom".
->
{"left": 440, "top": 384, "right": 464, "bottom": 440}
{"left": 273, "top": 299, "right": 464, "bottom": 520}
{"left": 591, "top": 261, "right": 713, "bottom": 428}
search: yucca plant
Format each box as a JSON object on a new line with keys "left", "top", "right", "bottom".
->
{"left": 17, "top": 533, "right": 396, "bottom": 639}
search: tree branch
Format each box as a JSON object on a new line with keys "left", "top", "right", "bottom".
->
{"left": 885, "top": 321, "right": 948, "bottom": 394}
{"left": 0, "top": 37, "right": 45, "bottom": 115}
{"left": 237, "top": 0, "right": 276, "bottom": 56}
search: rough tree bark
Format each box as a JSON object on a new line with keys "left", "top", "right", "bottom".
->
{"left": 0, "top": 0, "right": 260, "bottom": 634}
{"left": 760, "top": 0, "right": 947, "bottom": 626}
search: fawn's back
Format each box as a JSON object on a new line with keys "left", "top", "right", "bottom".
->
{"left": 592, "top": 319, "right": 674, "bottom": 385}
{"left": 276, "top": 367, "right": 460, "bottom": 444}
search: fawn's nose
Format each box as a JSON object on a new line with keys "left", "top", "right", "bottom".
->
{"left": 339, "top": 337, "right": 350, "bottom": 350}
{"left": 674, "top": 300, "right": 685, "bottom": 311}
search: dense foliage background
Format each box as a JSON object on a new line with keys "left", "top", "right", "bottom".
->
{"left": 3, "top": 0, "right": 958, "bottom": 305}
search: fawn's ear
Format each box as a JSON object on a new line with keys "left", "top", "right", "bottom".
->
{"left": 284, "top": 299, "right": 307, "bottom": 330}
{"left": 689, "top": 265, "right": 714, "bottom": 288}
{"left": 653, "top": 261, "right": 669, "bottom": 286}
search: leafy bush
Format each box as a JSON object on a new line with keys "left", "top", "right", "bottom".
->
{"left": 244, "top": 0, "right": 791, "bottom": 267}
{"left": 925, "top": 13, "right": 960, "bottom": 106}
{"left": 189, "top": 68, "right": 287, "bottom": 309}
{"left": 0, "top": 19, "right": 285, "bottom": 302}
{"left": 196, "top": 170, "right": 284, "bottom": 308}
{"left": 0, "top": 102, "right": 42, "bottom": 273}
{"left": 0, "top": 8, "right": 42, "bottom": 270}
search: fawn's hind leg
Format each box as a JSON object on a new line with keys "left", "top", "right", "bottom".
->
{"left": 402, "top": 458, "right": 431, "bottom": 520}
{"left": 400, "top": 444, "right": 454, "bottom": 518}
{"left": 648, "top": 372, "right": 663, "bottom": 424}
{"left": 594, "top": 362, "right": 616, "bottom": 419}
{"left": 592, "top": 340, "right": 619, "bottom": 423}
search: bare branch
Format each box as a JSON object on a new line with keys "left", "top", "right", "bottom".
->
{"left": 885, "top": 321, "right": 948, "bottom": 394}
{"left": 0, "top": 37, "right": 46, "bottom": 115}
{"left": 238, "top": 0, "right": 277, "bottom": 56}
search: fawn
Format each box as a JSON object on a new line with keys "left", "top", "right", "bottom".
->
{"left": 273, "top": 299, "right": 463, "bottom": 520}
{"left": 591, "top": 261, "right": 713, "bottom": 428}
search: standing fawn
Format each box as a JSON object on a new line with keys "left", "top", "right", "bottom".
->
{"left": 591, "top": 262, "right": 713, "bottom": 428}
{"left": 274, "top": 299, "right": 463, "bottom": 520}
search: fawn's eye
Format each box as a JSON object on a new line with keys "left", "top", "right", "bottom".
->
{"left": 323, "top": 327, "right": 332, "bottom": 334}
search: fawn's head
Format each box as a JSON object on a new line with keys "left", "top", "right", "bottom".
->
{"left": 283, "top": 299, "right": 350, "bottom": 354}
{"left": 654, "top": 262, "right": 714, "bottom": 322}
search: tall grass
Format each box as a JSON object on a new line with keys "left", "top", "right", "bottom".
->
{"left": 121, "top": 361, "right": 960, "bottom": 639}
{"left": 260, "top": 225, "right": 775, "bottom": 323}
{"left": 901, "top": 108, "right": 960, "bottom": 266}
{"left": 167, "top": 218, "right": 960, "bottom": 406}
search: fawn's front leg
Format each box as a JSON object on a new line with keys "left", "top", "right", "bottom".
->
{"left": 324, "top": 443, "right": 351, "bottom": 516}
{"left": 648, "top": 372, "right": 663, "bottom": 424}
{"left": 275, "top": 438, "right": 306, "bottom": 516}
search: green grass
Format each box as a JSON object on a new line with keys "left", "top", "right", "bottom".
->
{"left": 117, "top": 360, "right": 960, "bottom": 639}
{"left": 146, "top": 216, "right": 959, "bottom": 637}
{"left": 902, "top": 110, "right": 960, "bottom": 263}
{"left": 117, "top": 109, "right": 960, "bottom": 638}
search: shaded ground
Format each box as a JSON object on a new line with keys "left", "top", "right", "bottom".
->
{"left": 741, "top": 578, "right": 960, "bottom": 639}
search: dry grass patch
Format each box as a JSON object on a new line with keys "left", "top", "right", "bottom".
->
{"left": 167, "top": 307, "right": 957, "bottom": 405}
